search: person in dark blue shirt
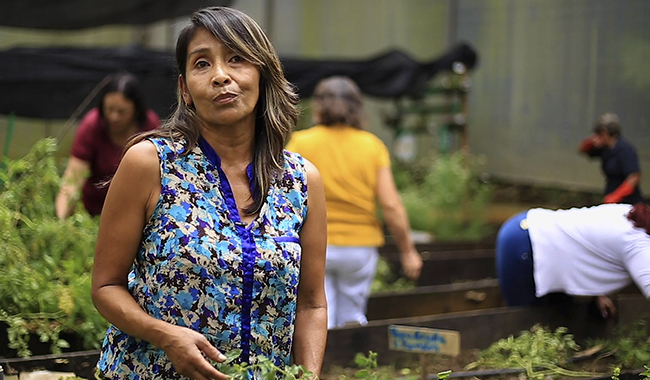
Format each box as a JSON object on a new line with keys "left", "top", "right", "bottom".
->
{"left": 578, "top": 113, "right": 643, "bottom": 204}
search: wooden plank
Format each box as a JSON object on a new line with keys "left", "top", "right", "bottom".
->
{"left": 379, "top": 249, "right": 496, "bottom": 286}
{"left": 0, "top": 350, "right": 100, "bottom": 379}
{"left": 381, "top": 250, "right": 650, "bottom": 290}
{"left": 379, "top": 237, "right": 496, "bottom": 255}
{"left": 382, "top": 249, "right": 495, "bottom": 262}
{"left": 367, "top": 279, "right": 504, "bottom": 320}
{"left": 617, "top": 293, "right": 650, "bottom": 326}
{"left": 417, "top": 250, "right": 495, "bottom": 286}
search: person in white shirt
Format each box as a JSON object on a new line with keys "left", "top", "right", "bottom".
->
{"left": 496, "top": 203, "right": 650, "bottom": 318}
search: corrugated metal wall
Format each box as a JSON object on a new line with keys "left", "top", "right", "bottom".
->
{"left": 456, "top": 0, "right": 650, "bottom": 193}
{"left": 256, "top": 0, "right": 650, "bottom": 195}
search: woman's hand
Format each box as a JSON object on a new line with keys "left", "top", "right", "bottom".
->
{"left": 300, "top": 372, "right": 320, "bottom": 380}
{"left": 376, "top": 166, "right": 424, "bottom": 282}
{"left": 55, "top": 156, "right": 91, "bottom": 219}
{"left": 595, "top": 295, "right": 616, "bottom": 319}
{"left": 400, "top": 249, "right": 423, "bottom": 281}
{"left": 158, "top": 325, "right": 229, "bottom": 380}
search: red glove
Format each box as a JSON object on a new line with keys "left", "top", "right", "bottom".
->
{"left": 578, "top": 138, "right": 595, "bottom": 153}
{"left": 604, "top": 182, "right": 634, "bottom": 203}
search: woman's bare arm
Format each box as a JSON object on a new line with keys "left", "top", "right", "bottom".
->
{"left": 376, "top": 167, "right": 423, "bottom": 281}
{"left": 91, "top": 141, "right": 228, "bottom": 380}
{"left": 292, "top": 159, "right": 328, "bottom": 377}
{"left": 55, "top": 156, "right": 90, "bottom": 219}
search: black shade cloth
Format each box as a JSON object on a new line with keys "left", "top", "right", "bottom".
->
{"left": 0, "top": 0, "right": 234, "bottom": 30}
{"left": 0, "top": 46, "right": 179, "bottom": 120}
{"left": 284, "top": 43, "right": 478, "bottom": 99}
{"left": 0, "top": 43, "right": 478, "bottom": 119}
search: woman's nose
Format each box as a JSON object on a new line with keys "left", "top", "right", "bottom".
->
{"left": 107, "top": 111, "right": 120, "bottom": 123}
{"left": 212, "top": 63, "right": 231, "bottom": 86}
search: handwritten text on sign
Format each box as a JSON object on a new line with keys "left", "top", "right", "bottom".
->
{"left": 388, "top": 325, "right": 460, "bottom": 356}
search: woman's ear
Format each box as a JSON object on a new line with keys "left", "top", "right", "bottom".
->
{"left": 179, "top": 75, "right": 192, "bottom": 106}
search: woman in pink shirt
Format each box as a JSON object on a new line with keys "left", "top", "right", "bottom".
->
{"left": 56, "top": 72, "right": 159, "bottom": 218}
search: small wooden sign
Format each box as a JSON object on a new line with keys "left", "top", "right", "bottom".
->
{"left": 388, "top": 325, "right": 461, "bottom": 356}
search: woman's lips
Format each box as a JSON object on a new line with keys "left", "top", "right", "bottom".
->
{"left": 214, "top": 92, "right": 237, "bottom": 104}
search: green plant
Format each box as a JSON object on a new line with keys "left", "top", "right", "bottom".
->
{"left": 215, "top": 349, "right": 315, "bottom": 379}
{"left": 395, "top": 151, "right": 493, "bottom": 241}
{"left": 0, "top": 138, "right": 107, "bottom": 357}
{"left": 641, "top": 365, "right": 650, "bottom": 380}
{"left": 466, "top": 325, "right": 605, "bottom": 379}
{"left": 601, "top": 316, "right": 650, "bottom": 368}
{"left": 350, "top": 351, "right": 380, "bottom": 379}
{"left": 610, "top": 365, "right": 650, "bottom": 380}
{"left": 371, "top": 256, "right": 416, "bottom": 292}
{"left": 335, "top": 351, "right": 418, "bottom": 380}
{"left": 332, "top": 351, "right": 451, "bottom": 380}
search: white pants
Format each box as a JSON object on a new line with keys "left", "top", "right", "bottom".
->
{"left": 325, "top": 245, "right": 379, "bottom": 329}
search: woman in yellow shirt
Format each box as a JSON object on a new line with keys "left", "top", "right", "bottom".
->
{"left": 286, "top": 76, "right": 422, "bottom": 329}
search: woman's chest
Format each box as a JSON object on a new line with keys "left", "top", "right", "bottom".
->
{"left": 148, "top": 172, "right": 303, "bottom": 267}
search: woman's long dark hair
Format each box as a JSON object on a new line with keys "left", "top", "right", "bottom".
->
{"left": 98, "top": 72, "right": 149, "bottom": 127}
{"left": 627, "top": 202, "right": 650, "bottom": 235}
{"left": 124, "top": 6, "right": 299, "bottom": 215}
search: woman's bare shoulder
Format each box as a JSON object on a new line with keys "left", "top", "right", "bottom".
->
{"left": 123, "top": 140, "right": 159, "bottom": 164}
{"left": 117, "top": 140, "right": 160, "bottom": 179}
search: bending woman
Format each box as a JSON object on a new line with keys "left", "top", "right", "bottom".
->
{"left": 496, "top": 203, "right": 650, "bottom": 318}
{"left": 56, "top": 72, "right": 159, "bottom": 218}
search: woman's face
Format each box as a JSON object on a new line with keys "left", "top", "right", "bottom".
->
{"left": 595, "top": 131, "right": 616, "bottom": 148}
{"left": 103, "top": 92, "right": 136, "bottom": 132}
{"left": 180, "top": 28, "right": 261, "bottom": 131}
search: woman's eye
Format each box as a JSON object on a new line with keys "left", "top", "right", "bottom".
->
{"left": 230, "top": 55, "right": 244, "bottom": 63}
{"left": 195, "top": 60, "right": 209, "bottom": 68}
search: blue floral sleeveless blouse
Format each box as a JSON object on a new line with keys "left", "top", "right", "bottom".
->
{"left": 97, "top": 136, "right": 308, "bottom": 379}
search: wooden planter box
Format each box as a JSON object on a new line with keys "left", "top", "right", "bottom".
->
{"left": 0, "top": 350, "right": 100, "bottom": 379}
{"left": 368, "top": 279, "right": 505, "bottom": 320}
{"left": 324, "top": 294, "right": 649, "bottom": 371}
